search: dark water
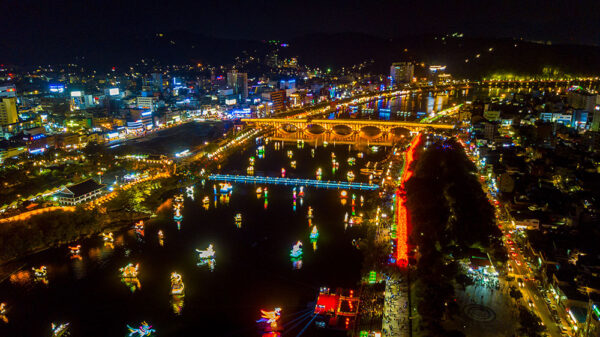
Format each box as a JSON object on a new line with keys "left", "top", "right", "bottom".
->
{"left": 0, "top": 139, "right": 388, "bottom": 337}
{"left": 112, "top": 121, "right": 232, "bottom": 156}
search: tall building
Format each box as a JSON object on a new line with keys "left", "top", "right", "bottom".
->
{"left": 390, "top": 62, "right": 414, "bottom": 85}
{"left": 136, "top": 96, "right": 155, "bottom": 111}
{"left": 0, "top": 97, "right": 18, "bottom": 125}
{"left": 568, "top": 86, "right": 599, "bottom": 112}
{"left": 151, "top": 73, "right": 163, "bottom": 91}
{"left": 270, "top": 90, "right": 286, "bottom": 112}
{"left": 592, "top": 106, "right": 600, "bottom": 132}
{"left": 227, "top": 70, "right": 248, "bottom": 100}
{"left": 237, "top": 72, "right": 248, "bottom": 100}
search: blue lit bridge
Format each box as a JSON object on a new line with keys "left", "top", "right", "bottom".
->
{"left": 208, "top": 174, "right": 380, "bottom": 190}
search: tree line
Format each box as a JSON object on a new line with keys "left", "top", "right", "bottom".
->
{"left": 405, "top": 136, "right": 506, "bottom": 336}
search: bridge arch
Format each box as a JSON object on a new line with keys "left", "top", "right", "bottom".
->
{"left": 359, "top": 125, "right": 382, "bottom": 139}
{"left": 331, "top": 125, "right": 354, "bottom": 138}
{"left": 390, "top": 127, "right": 411, "bottom": 138}
{"left": 304, "top": 124, "right": 327, "bottom": 135}
{"left": 279, "top": 124, "right": 300, "bottom": 133}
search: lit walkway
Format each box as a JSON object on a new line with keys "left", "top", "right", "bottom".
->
{"left": 207, "top": 174, "right": 379, "bottom": 190}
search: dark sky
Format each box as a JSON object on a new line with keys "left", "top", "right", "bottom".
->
{"left": 3, "top": 0, "right": 600, "bottom": 45}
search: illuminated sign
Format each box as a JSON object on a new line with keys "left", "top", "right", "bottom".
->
{"left": 141, "top": 111, "right": 152, "bottom": 117}
{"left": 49, "top": 85, "right": 65, "bottom": 93}
{"left": 225, "top": 98, "right": 237, "bottom": 105}
{"left": 109, "top": 88, "right": 120, "bottom": 96}
{"left": 71, "top": 91, "right": 82, "bottom": 97}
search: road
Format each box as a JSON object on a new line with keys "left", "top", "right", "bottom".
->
{"left": 504, "top": 230, "right": 571, "bottom": 337}
{"left": 484, "top": 186, "right": 571, "bottom": 336}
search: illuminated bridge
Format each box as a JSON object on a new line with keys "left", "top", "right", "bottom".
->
{"left": 208, "top": 174, "right": 380, "bottom": 190}
{"left": 241, "top": 118, "right": 455, "bottom": 136}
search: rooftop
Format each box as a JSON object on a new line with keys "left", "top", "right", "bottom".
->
{"left": 58, "top": 179, "right": 106, "bottom": 198}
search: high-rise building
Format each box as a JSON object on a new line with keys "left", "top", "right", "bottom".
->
{"left": 568, "top": 86, "right": 599, "bottom": 112}
{"left": 237, "top": 72, "right": 248, "bottom": 100}
{"left": 151, "top": 73, "right": 163, "bottom": 91}
{"left": 591, "top": 106, "right": 600, "bottom": 132}
{"left": 0, "top": 97, "right": 18, "bottom": 125}
{"left": 270, "top": 90, "right": 287, "bottom": 112}
{"left": 390, "top": 62, "right": 414, "bottom": 85}
{"left": 227, "top": 70, "right": 248, "bottom": 100}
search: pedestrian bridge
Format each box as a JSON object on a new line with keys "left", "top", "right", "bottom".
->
{"left": 241, "top": 118, "right": 454, "bottom": 137}
{"left": 208, "top": 174, "right": 380, "bottom": 190}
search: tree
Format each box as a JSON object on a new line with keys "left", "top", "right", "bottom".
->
{"left": 498, "top": 173, "right": 515, "bottom": 193}
{"left": 509, "top": 286, "right": 523, "bottom": 301}
{"left": 518, "top": 306, "right": 545, "bottom": 337}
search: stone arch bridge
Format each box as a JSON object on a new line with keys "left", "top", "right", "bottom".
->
{"left": 241, "top": 118, "right": 455, "bottom": 138}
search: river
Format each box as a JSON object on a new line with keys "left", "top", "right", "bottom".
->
{"left": 0, "top": 137, "right": 388, "bottom": 337}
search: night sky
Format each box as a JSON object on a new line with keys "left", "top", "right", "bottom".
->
{"left": 2, "top": 0, "right": 600, "bottom": 45}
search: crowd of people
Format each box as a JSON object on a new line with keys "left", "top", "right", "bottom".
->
{"left": 382, "top": 276, "right": 409, "bottom": 337}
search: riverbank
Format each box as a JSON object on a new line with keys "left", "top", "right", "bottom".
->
{"left": 0, "top": 125, "right": 261, "bottom": 271}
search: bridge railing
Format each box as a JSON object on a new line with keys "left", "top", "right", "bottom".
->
{"left": 207, "top": 174, "right": 379, "bottom": 190}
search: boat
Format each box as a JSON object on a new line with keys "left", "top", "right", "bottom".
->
{"left": 0, "top": 302, "right": 7, "bottom": 323}
{"left": 281, "top": 168, "right": 286, "bottom": 177}
{"left": 290, "top": 241, "right": 303, "bottom": 259}
{"left": 32, "top": 266, "right": 47, "bottom": 278}
{"left": 310, "top": 225, "right": 319, "bottom": 251}
{"left": 219, "top": 183, "right": 233, "bottom": 194}
{"left": 202, "top": 196, "right": 209, "bottom": 204}
{"left": 310, "top": 226, "right": 319, "bottom": 241}
{"left": 307, "top": 206, "right": 314, "bottom": 219}
{"left": 340, "top": 190, "right": 348, "bottom": 198}
{"left": 347, "top": 171, "right": 355, "bottom": 181}
{"left": 316, "top": 168, "right": 322, "bottom": 179}
{"left": 174, "top": 194, "right": 184, "bottom": 204}
{"left": 298, "top": 186, "right": 304, "bottom": 197}
{"left": 235, "top": 213, "right": 242, "bottom": 228}
{"left": 134, "top": 221, "right": 145, "bottom": 237}
{"left": 120, "top": 263, "right": 139, "bottom": 279}
{"left": 69, "top": 245, "right": 82, "bottom": 260}
{"left": 127, "top": 322, "right": 155, "bottom": 337}
{"left": 287, "top": 150, "right": 293, "bottom": 159}
{"left": 256, "top": 187, "right": 263, "bottom": 194}
{"left": 173, "top": 206, "right": 183, "bottom": 221}
{"left": 170, "top": 272, "right": 185, "bottom": 295}
{"left": 196, "top": 244, "right": 216, "bottom": 260}
{"left": 290, "top": 160, "right": 296, "bottom": 169}
{"left": 158, "top": 230, "right": 164, "bottom": 246}
{"left": 347, "top": 157, "right": 356, "bottom": 166}
{"left": 68, "top": 245, "right": 81, "bottom": 255}
{"left": 257, "top": 308, "right": 282, "bottom": 331}
{"left": 102, "top": 232, "right": 114, "bottom": 242}
{"left": 247, "top": 166, "right": 254, "bottom": 175}
{"left": 196, "top": 244, "right": 216, "bottom": 271}
{"left": 51, "top": 323, "right": 70, "bottom": 337}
